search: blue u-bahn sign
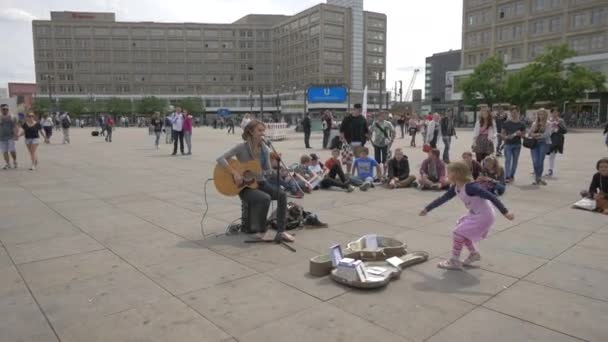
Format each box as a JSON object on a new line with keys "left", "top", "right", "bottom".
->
{"left": 307, "top": 86, "right": 347, "bottom": 103}
{"left": 217, "top": 108, "right": 231, "bottom": 117}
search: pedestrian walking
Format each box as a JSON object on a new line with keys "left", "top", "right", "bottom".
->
{"left": 227, "top": 117, "right": 235, "bottom": 134}
{"left": 501, "top": 106, "right": 526, "bottom": 183}
{"left": 545, "top": 108, "right": 567, "bottom": 177}
{"left": 18, "top": 112, "right": 45, "bottom": 171}
{"left": 472, "top": 108, "right": 497, "bottom": 162}
{"left": 41, "top": 113, "right": 53, "bottom": 144}
{"left": 440, "top": 110, "right": 457, "bottom": 163}
{"left": 171, "top": 106, "right": 185, "bottom": 155}
{"left": 370, "top": 111, "right": 395, "bottom": 177}
{"left": 408, "top": 114, "right": 418, "bottom": 147}
{"left": 0, "top": 104, "right": 19, "bottom": 169}
{"left": 425, "top": 113, "right": 442, "bottom": 149}
{"left": 183, "top": 112, "right": 193, "bottom": 155}
{"left": 151, "top": 112, "right": 163, "bottom": 149}
{"left": 397, "top": 114, "right": 406, "bottom": 139}
{"left": 527, "top": 109, "right": 552, "bottom": 186}
{"left": 322, "top": 110, "right": 333, "bottom": 149}
{"left": 495, "top": 110, "right": 507, "bottom": 157}
{"left": 302, "top": 113, "right": 312, "bottom": 149}
{"left": 164, "top": 115, "right": 172, "bottom": 144}
{"left": 60, "top": 112, "right": 71, "bottom": 144}
{"left": 105, "top": 116, "right": 114, "bottom": 142}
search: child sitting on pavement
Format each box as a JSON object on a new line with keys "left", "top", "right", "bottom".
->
{"left": 419, "top": 148, "right": 449, "bottom": 190}
{"left": 321, "top": 149, "right": 355, "bottom": 192}
{"left": 477, "top": 156, "right": 506, "bottom": 196}
{"left": 351, "top": 147, "right": 381, "bottom": 191}
{"left": 294, "top": 154, "right": 321, "bottom": 191}
{"left": 386, "top": 148, "right": 417, "bottom": 189}
{"left": 268, "top": 152, "right": 304, "bottom": 198}
{"left": 462, "top": 151, "right": 482, "bottom": 180}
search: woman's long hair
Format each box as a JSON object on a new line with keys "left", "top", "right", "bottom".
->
{"left": 534, "top": 109, "right": 548, "bottom": 132}
{"left": 479, "top": 108, "right": 493, "bottom": 129}
{"left": 242, "top": 119, "right": 265, "bottom": 157}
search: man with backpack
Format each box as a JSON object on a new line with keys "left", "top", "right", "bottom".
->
{"left": 60, "top": 112, "right": 71, "bottom": 144}
{"left": 370, "top": 111, "right": 395, "bottom": 177}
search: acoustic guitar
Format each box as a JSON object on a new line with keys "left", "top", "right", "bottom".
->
{"left": 213, "top": 159, "right": 262, "bottom": 196}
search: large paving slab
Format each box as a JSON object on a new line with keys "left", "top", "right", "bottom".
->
{"left": 1, "top": 127, "right": 607, "bottom": 341}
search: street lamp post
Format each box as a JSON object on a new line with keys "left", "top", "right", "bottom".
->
{"left": 45, "top": 74, "right": 55, "bottom": 113}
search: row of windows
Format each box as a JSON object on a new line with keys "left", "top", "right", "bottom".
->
{"left": 37, "top": 61, "right": 273, "bottom": 73}
{"left": 36, "top": 38, "right": 264, "bottom": 50}
{"left": 35, "top": 25, "right": 267, "bottom": 39}
{"left": 467, "top": 4, "right": 607, "bottom": 26}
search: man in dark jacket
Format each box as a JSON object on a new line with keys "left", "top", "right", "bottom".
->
{"left": 302, "top": 113, "right": 312, "bottom": 148}
{"left": 440, "top": 110, "right": 457, "bottom": 163}
{"left": 339, "top": 103, "right": 369, "bottom": 174}
{"left": 322, "top": 110, "right": 333, "bottom": 149}
{"left": 386, "top": 148, "right": 417, "bottom": 188}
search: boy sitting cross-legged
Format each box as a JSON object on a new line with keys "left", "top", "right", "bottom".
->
{"left": 386, "top": 148, "right": 417, "bottom": 189}
{"left": 350, "top": 147, "right": 381, "bottom": 191}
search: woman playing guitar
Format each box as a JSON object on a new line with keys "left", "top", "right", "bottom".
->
{"left": 216, "top": 119, "right": 295, "bottom": 242}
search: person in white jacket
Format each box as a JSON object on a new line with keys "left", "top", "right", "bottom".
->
{"left": 425, "top": 113, "right": 442, "bottom": 149}
{"left": 472, "top": 108, "right": 497, "bottom": 162}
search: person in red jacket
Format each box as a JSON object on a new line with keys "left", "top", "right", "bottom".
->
{"left": 105, "top": 116, "right": 115, "bottom": 142}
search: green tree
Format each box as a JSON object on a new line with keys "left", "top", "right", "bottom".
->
{"left": 32, "top": 98, "right": 52, "bottom": 114}
{"left": 505, "top": 66, "right": 540, "bottom": 112}
{"left": 59, "top": 98, "right": 87, "bottom": 116}
{"left": 505, "top": 45, "right": 606, "bottom": 110}
{"left": 137, "top": 96, "right": 167, "bottom": 114}
{"left": 106, "top": 97, "right": 132, "bottom": 115}
{"left": 461, "top": 56, "right": 507, "bottom": 110}
{"left": 177, "top": 97, "right": 203, "bottom": 114}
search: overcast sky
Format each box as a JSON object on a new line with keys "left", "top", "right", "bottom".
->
{"left": 0, "top": 0, "right": 463, "bottom": 97}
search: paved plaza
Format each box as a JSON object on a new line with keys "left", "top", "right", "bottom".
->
{"left": 1, "top": 126, "right": 607, "bottom": 342}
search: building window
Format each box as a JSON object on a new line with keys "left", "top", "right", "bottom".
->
{"left": 310, "top": 12, "right": 320, "bottom": 22}
{"left": 367, "top": 43, "right": 384, "bottom": 53}
{"left": 325, "top": 38, "right": 344, "bottom": 49}
{"left": 532, "top": 20, "right": 545, "bottom": 34}
{"left": 112, "top": 27, "right": 129, "bottom": 36}
{"left": 569, "top": 36, "right": 589, "bottom": 53}
{"left": 549, "top": 17, "right": 562, "bottom": 32}
{"left": 74, "top": 27, "right": 91, "bottom": 36}
{"left": 498, "top": 2, "right": 525, "bottom": 20}
{"left": 591, "top": 8, "right": 607, "bottom": 26}
{"left": 310, "top": 25, "right": 320, "bottom": 36}
{"left": 572, "top": 13, "right": 588, "bottom": 29}
{"left": 167, "top": 29, "right": 183, "bottom": 37}
{"left": 150, "top": 29, "right": 164, "bottom": 37}
{"left": 368, "top": 19, "right": 385, "bottom": 29}
{"left": 369, "top": 31, "right": 384, "bottom": 40}
{"left": 186, "top": 29, "right": 201, "bottom": 37}
{"left": 467, "top": 54, "right": 477, "bottom": 66}
{"left": 94, "top": 27, "right": 110, "bottom": 35}
{"left": 326, "top": 24, "right": 343, "bottom": 36}
{"left": 590, "top": 35, "right": 606, "bottom": 50}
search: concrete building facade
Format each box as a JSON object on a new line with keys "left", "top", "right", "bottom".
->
{"left": 450, "top": 0, "right": 608, "bottom": 119}
{"left": 425, "top": 49, "right": 461, "bottom": 104}
{"left": 32, "top": 1, "right": 386, "bottom": 115}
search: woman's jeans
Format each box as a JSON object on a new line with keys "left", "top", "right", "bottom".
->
{"left": 530, "top": 141, "right": 547, "bottom": 180}
{"left": 239, "top": 182, "right": 286, "bottom": 233}
{"left": 184, "top": 131, "right": 192, "bottom": 154}
{"left": 503, "top": 144, "right": 521, "bottom": 179}
{"left": 154, "top": 131, "right": 161, "bottom": 146}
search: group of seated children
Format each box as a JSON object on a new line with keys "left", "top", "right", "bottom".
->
{"left": 418, "top": 149, "right": 506, "bottom": 195}
{"left": 273, "top": 146, "right": 511, "bottom": 197}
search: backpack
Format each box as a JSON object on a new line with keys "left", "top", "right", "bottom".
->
{"left": 61, "top": 116, "right": 71, "bottom": 129}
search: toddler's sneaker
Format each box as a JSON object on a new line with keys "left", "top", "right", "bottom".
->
{"left": 437, "top": 258, "right": 462, "bottom": 270}
{"left": 463, "top": 252, "right": 481, "bottom": 266}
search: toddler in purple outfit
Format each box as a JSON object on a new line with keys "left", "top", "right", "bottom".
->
{"left": 420, "top": 162, "right": 515, "bottom": 270}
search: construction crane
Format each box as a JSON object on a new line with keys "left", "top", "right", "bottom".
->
{"left": 404, "top": 68, "right": 420, "bottom": 102}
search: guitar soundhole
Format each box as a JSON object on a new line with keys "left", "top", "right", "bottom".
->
{"left": 242, "top": 170, "right": 256, "bottom": 185}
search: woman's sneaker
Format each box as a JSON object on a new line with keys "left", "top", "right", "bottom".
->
{"left": 2, "top": 164, "right": 9, "bottom": 170}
